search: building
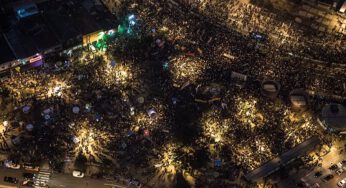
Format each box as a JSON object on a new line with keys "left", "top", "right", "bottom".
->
{"left": 336, "top": 0, "right": 346, "bottom": 12}
{"left": 0, "top": 0, "right": 115, "bottom": 72}
{"left": 320, "top": 103, "right": 346, "bottom": 133}
{"left": 289, "top": 89, "right": 309, "bottom": 110}
{"left": 261, "top": 80, "right": 280, "bottom": 99}
{"left": 245, "top": 136, "right": 321, "bottom": 183}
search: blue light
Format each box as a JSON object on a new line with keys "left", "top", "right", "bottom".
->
{"left": 128, "top": 15, "right": 135, "bottom": 20}
{"left": 163, "top": 62, "right": 169, "bottom": 70}
{"left": 129, "top": 20, "right": 136, "bottom": 26}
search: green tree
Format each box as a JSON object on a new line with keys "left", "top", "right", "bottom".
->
{"left": 74, "top": 152, "right": 87, "bottom": 172}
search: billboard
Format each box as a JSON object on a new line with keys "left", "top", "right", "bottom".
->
{"left": 82, "top": 30, "right": 104, "bottom": 46}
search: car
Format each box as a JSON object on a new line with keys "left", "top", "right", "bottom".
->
{"left": 22, "top": 179, "right": 34, "bottom": 187}
{"left": 336, "top": 168, "right": 344, "bottom": 175}
{"left": 329, "top": 164, "right": 339, "bottom": 171}
{"left": 296, "top": 182, "right": 305, "bottom": 188}
{"left": 23, "top": 172, "right": 36, "bottom": 179}
{"left": 4, "top": 160, "right": 20, "bottom": 169}
{"left": 297, "top": 181, "right": 309, "bottom": 187}
{"left": 309, "top": 183, "right": 320, "bottom": 188}
{"left": 337, "top": 178, "right": 346, "bottom": 187}
{"left": 72, "top": 170, "right": 84, "bottom": 178}
{"left": 342, "top": 160, "right": 346, "bottom": 165}
{"left": 4, "top": 176, "right": 18, "bottom": 184}
{"left": 102, "top": 175, "right": 115, "bottom": 181}
{"left": 314, "top": 171, "right": 322, "bottom": 178}
{"left": 322, "top": 174, "right": 334, "bottom": 182}
{"left": 337, "top": 162, "right": 343, "bottom": 168}
{"left": 128, "top": 178, "right": 141, "bottom": 187}
{"left": 23, "top": 164, "right": 40, "bottom": 172}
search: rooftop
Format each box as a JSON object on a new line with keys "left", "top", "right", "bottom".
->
{"left": 245, "top": 136, "right": 321, "bottom": 182}
{"left": 1, "top": 0, "right": 115, "bottom": 62}
{"left": 321, "top": 103, "right": 346, "bottom": 132}
{"left": 4, "top": 13, "right": 59, "bottom": 59}
{"left": 0, "top": 35, "right": 15, "bottom": 63}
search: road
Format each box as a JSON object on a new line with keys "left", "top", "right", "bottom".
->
{"left": 0, "top": 167, "right": 128, "bottom": 188}
{"left": 0, "top": 167, "right": 24, "bottom": 187}
{"left": 279, "top": 140, "right": 346, "bottom": 188}
{"left": 300, "top": 141, "right": 346, "bottom": 188}
{"left": 48, "top": 173, "right": 127, "bottom": 188}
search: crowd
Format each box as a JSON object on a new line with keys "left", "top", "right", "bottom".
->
{"left": 0, "top": 0, "right": 345, "bottom": 187}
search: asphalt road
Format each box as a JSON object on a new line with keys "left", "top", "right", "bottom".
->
{"left": 0, "top": 167, "right": 26, "bottom": 187}
{"left": 301, "top": 167, "right": 346, "bottom": 188}
{"left": 0, "top": 167, "right": 128, "bottom": 188}
{"left": 48, "top": 173, "right": 127, "bottom": 188}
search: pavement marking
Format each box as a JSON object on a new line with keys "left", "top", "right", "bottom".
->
{"left": 104, "top": 183, "right": 127, "bottom": 188}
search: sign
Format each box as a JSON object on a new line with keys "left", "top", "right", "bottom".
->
{"left": 214, "top": 159, "right": 222, "bottom": 167}
{"left": 83, "top": 30, "right": 103, "bottom": 46}
{"left": 144, "top": 129, "right": 149, "bottom": 137}
{"left": 29, "top": 55, "right": 42, "bottom": 63}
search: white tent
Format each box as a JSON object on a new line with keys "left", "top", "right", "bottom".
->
{"left": 43, "top": 108, "right": 51, "bottom": 114}
{"left": 147, "top": 108, "right": 157, "bottom": 118}
{"left": 72, "top": 136, "right": 80, "bottom": 144}
{"left": 231, "top": 72, "right": 247, "bottom": 88}
{"left": 72, "top": 106, "right": 80, "bottom": 114}
{"left": 290, "top": 95, "right": 307, "bottom": 106}
{"left": 3, "top": 121, "right": 8, "bottom": 127}
{"left": 22, "top": 106, "right": 31, "bottom": 113}
{"left": 26, "top": 124, "right": 33, "bottom": 131}
{"left": 137, "top": 96, "right": 144, "bottom": 104}
{"left": 231, "top": 72, "right": 247, "bottom": 81}
{"left": 263, "top": 84, "right": 277, "bottom": 92}
{"left": 44, "top": 114, "right": 50, "bottom": 120}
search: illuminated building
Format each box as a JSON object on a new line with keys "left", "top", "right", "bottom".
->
{"left": 0, "top": 0, "right": 115, "bottom": 71}
{"left": 245, "top": 136, "right": 321, "bottom": 183}
{"left": 319, "top": 103, "right": 346, "bottom": 134}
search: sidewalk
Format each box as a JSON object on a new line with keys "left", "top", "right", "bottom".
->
{"left": 263, "top": 0, "right": 346, "bottom": 34}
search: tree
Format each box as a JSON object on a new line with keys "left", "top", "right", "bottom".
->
{"left": 175, "top": 172, "right": 191, "bottom": 188}
{"left": 74, "top": 152, "right": 87, "bottom": 172}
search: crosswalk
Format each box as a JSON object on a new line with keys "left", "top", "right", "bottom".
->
{"left": 0, "top": 133, "right": 10, "bottom": 150}
{"left": 34, "top": 169, "right": 51, "bottom": 188}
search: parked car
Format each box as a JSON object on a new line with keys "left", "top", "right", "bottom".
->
{"left": 296, "top": 182, "right": 305, "bottom": 188}
{"left": 314, "top": 171, "right": 322, "bottom": 178}
{"left": 342, "top": 160, "right": 346, "bottom": 165}
{"left": 309, "top": 183, "right": 320, "bottom": 188}
{"left": 23, "top": 172, "right": 36, "bottom": 179}
{"left": 22, "top": 179, "right": 35, "bottom": 187}
{"left": 23, "top": 163, "right": 40, "bottom": 172}
{"left": 322, "top": 174, "right": 334, "bottom": 182}
{"left": 4, "top": 160, "right": 20, "bottom": 169}
{"left": 72, "top": 170, "right": 84, "bottom": 178}
{"left": 336, "top": 168, "right": 344, "bottom": 175}
{"left": 329, "top": 164, "right": 339, "bottom": 171}
{"left": 4, "top": 176, "right": 18, "bottom": 184}
{"left": 337, "top": 178, "right": 346, "bottom": 187}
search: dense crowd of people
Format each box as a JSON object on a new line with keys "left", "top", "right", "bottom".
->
{"left": 0, "top": 0, "right": 345, "bottom": 187}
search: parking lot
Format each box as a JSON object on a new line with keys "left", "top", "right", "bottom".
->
{"left": 301, "top": 164, "right": 346, "bottom": 188}
{"left": 300, "top": 141, "right": 346, "bottom": 188}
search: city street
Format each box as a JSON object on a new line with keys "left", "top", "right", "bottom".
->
{"left": 300, "top": 141, "right": 346, "bottom": 188}
{"left": 0, "top": 167, "right": 127, "bottom": 188}
{"left": 0, "top": 167, "right": 25, "bottom": 187}
{"left": 279, "top": 140, "right": 346, "bottom": 188}
{"left": 48, "top": 173, "right": 127, "bottom": 188}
